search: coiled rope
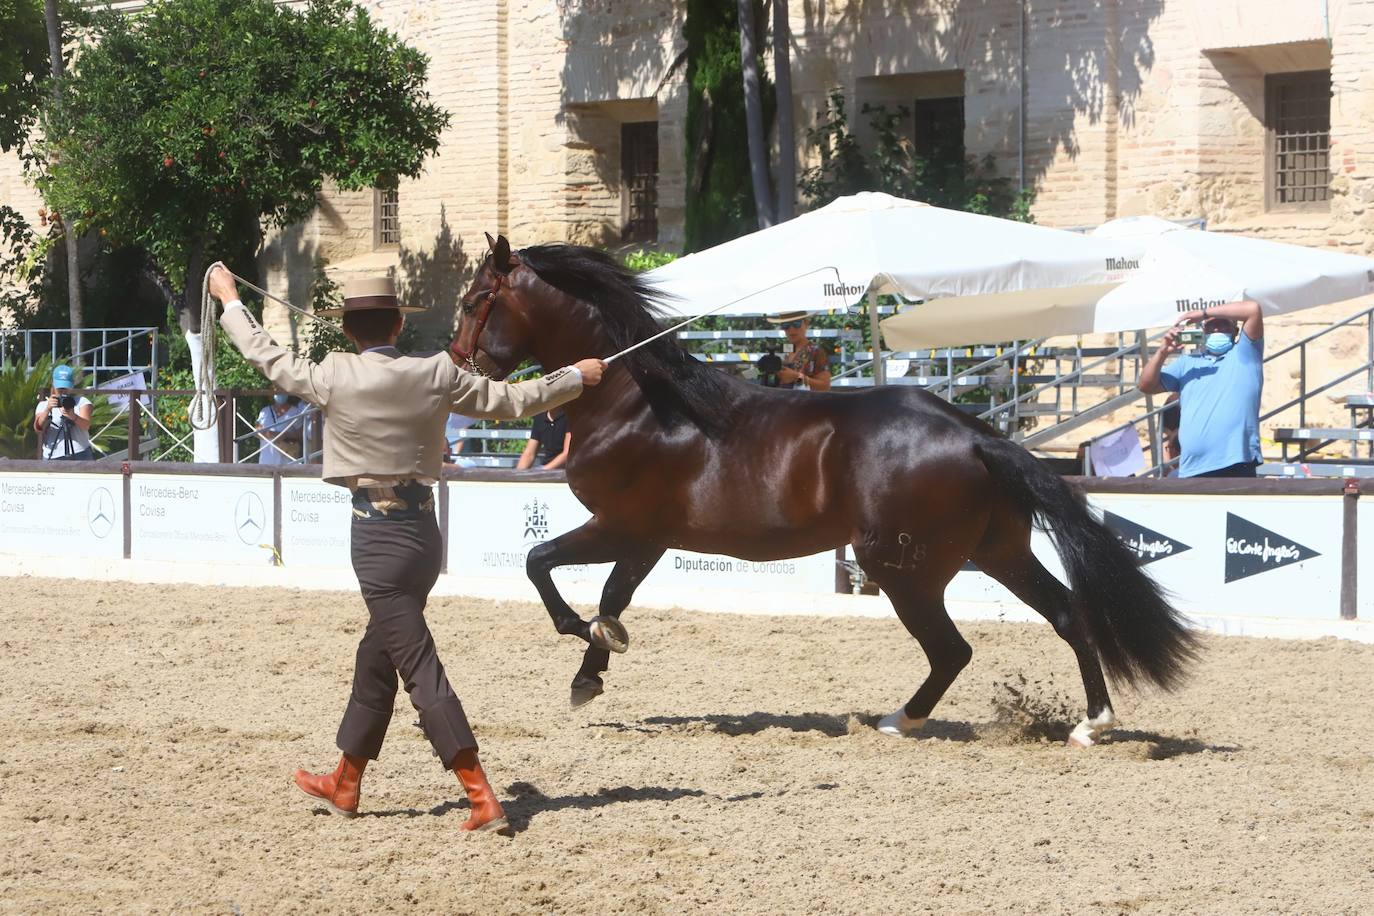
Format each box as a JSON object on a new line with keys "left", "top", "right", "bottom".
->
{"left": 190, "top": 261, "right": 340, "bottom": 430}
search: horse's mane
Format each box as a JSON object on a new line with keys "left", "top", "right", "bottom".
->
{"left": 517, "top": 244, "right": 735, "bottom": 436}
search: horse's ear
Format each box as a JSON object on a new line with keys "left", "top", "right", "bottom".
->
{"left": 492, "top": 235, "right": 512, "bottom": 273}
{"left": 485, "top": 231, "right": 497, "bottom": 251}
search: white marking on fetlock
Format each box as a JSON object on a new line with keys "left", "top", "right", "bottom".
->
{"left": 876, "top": 708, "right": 928, "bottom": 738}
{"left": 1066, "top": 708, "right": 1118, "bottom": 748}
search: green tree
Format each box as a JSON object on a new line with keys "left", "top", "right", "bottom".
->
{"left": 684, "top": 0, "right": 772, "bottom": 251}
{"left": 38, "top": 0, "right": 449, "bottom": 333}
{"left": 0, "top": 0, "right": 49, "bottom": 322}
{"left": 0, "top": 0, "right": 48, "bottom": 154}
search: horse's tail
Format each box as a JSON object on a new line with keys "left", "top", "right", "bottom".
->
{"left": 974, "top": 436, "right": 1197, "bottom": 690}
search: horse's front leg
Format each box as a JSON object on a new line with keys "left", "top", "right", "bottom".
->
{"left": 571, "top": 546, "right": 665, "bottom": 708}
{"left": 526, "top": 519, "right": 632, "bottom": 653}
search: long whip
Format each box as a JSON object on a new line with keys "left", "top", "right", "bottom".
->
{"left": 603, "top": 266, "right": 845, "bottom": 364}
{"left": 190, "top": 262, "right": 846, "bottom": 428}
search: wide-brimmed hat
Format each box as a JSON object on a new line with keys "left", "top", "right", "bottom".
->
{"left": 51, "top": 364, "right": 75, "bottom": 388}
{"left": 765, "top": 310, "right": 812, "bottom": 325}
{"left": 316, "top": 276, "right": 426, "bottom": 316}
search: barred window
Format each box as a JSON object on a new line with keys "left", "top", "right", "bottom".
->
{"left": 1266, "top": 71, "right": 1331, "bottom": 210}
{"left": 911, "top": 95, "right": 965, "bottom": 171}
{"left": 621, "top": 121, "right": 658, "bottom": 243}
{"left": 374, "top": 187, "right": 400, "bottom": 247}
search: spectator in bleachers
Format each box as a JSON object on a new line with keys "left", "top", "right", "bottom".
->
{"left": 767, "top": 311, "right": 832, "bottom": 391}
{"left": 1138, "top": 300, "right": 1264, "bottom": 478}
{"left": 516, "top": 408, "right": 571, "bottom": 470}
{"left": 255, "top": 391, "right": 305, "bottom": 465}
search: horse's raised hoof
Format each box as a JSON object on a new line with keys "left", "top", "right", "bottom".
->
{"left": 876, "top": 708, "right": 928, "bottom": 738}
{"left": 569, "top": 675, "right": 605, "bottom": 709}
{"left": 588, "top": 616, "right": 629, "bottom": 654}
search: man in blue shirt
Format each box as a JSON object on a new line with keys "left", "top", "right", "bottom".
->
{"left": 1138, "top": 300, "right": 1264, "bottom": 477}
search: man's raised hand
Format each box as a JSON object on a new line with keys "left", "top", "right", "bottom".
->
{"left": 207, "top": 263, "right": 240, "bottom": 307}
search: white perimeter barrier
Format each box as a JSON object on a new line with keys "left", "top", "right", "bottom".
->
{"left": 0, "top": 463, "right": 1367, "bottom": 638}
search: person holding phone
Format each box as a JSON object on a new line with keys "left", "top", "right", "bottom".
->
{"left": 1138, "top": 300, "right": 1264, "bottom": 478}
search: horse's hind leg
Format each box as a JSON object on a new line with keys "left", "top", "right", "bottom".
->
{"left": 571, "top": 547, "right": 665, "bottom": 708}
{"left": 975, "top": 520, "right": 1117, "bottom": 747}
{"left": 855, "top": 539, "right": 972, "bottom": 739}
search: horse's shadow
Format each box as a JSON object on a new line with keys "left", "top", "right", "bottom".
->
{"left": 614, "top": 711, "right": 980, "bottom": 742}
{"left": 599, "top": 712, "right": 1239, "bottom": 757}
{"left": 344, "top": 782, "right": 706, "bottom": 834}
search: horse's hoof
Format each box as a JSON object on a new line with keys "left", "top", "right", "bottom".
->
{"left": 570, "top": 679, "right": 605, "bottom": 709}
{"left": 1065, "top": 710, "right": 1118, "bottom": 748}
{"left": 876, "top": 708, "right": 928, "bottom": 738}
{"left": 588, "top": 616, "right": 629, "bottom": 654}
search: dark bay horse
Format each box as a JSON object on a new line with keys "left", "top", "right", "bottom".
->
{"left": 452, "top": 235, "right": 1197, "bottom": 747}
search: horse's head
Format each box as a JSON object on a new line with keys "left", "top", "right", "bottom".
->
{"left": 450, "top": 233, "right": 537, "bottom": 378}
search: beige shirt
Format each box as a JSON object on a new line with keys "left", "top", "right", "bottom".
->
{"left": 220, "top": 306, "right": 582, "bottom": 487}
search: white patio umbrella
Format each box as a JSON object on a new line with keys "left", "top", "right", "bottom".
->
{"left": 1086, "top": 215, "right": 1374, "bottom": 331}
{"left": 881, "top": 215, "right": 1374, "bottom": 348}
{"left": 645, "top": 192, "right": 1139, "bottom": 380}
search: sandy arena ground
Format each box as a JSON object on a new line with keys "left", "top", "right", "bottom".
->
{"left": 2, "top": 578, "right": 1372, "bottom": 914}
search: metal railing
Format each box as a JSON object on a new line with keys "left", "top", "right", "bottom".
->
{"left": 0, "top": 327, "right": 158, "bottom": 387}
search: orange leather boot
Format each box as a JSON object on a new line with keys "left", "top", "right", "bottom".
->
{"left": 294, "top": 753, "right": 367, "bottom": 818}
{"left": 452, "top": 748, "right": 511, "bottom": 834}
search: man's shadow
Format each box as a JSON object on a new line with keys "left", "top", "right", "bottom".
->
{"left": 342, "top": 782, "right": 706, "bottom": 834}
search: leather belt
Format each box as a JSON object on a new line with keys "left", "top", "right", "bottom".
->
{"left": 351, "top": 480, "right": 435, "bottom": 520}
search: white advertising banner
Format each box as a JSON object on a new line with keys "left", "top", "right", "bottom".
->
{"left": 445, "top": 480, "right": 836, "bottom": 594}
{"left": 280, "top": 478, "right": 354, "bottom": 568}
{"left": 644, "top": 550, "right": 835, "bottom": 595}
{"left": 447, "top": 481, "right": 596, "bottom": 584}
{"left": 130, "top": 474, "right": 275, "bottom": 565}
{"left": 0, "top": 473, "right": 123, "bottom": 560}
{"left": 949, "top": 492, "right": 1348, "bottom": 621}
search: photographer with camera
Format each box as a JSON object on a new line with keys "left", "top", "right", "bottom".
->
{"left": 1138, "top": 300, "right": 1264, "bottom": 478}
{"left": 33, "top": 364, "right": 95, "bottom": 461}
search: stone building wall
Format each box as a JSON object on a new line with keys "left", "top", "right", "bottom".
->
{"left": 3, "top": 0, "right": 1373, "bottom": 395}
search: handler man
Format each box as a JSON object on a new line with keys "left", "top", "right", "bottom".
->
{"left": 208, "top": 266, "right": 605, "bottom": 833}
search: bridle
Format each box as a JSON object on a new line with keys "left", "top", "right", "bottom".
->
{"left": 450, "top": 266, "right": 507, "bottom": 375}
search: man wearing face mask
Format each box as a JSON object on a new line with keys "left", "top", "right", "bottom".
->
{"left": 1138, "top": 300, "right": 1264, "bottom": 478}
{"left": 254, "top": 391, "right": 305, "bottom": 465}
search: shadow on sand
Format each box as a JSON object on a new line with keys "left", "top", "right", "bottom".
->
{"left": 592, "top": 711, "right": 1240, "bottom": 758}
{"left": 336, "top": 782, "right": 706, "bottom": 834}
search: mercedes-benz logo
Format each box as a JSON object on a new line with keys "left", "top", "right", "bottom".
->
{"left": 234, "top": 492, "right": 266, "bottom": 545}
{"left": 87, "top": 487, "right": 115, "bottom": 539}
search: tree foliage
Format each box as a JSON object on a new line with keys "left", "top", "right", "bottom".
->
{"left": 37, "top": 0, "right": 449, "bottom": 318}
{"left": 801, "top": 90, "right": 1034, "bottom": 221}
{"left": 0, "top": 0, "right": 48, "bottom": 154}
{"left": 683, "top": 0, "right": 772, "bottom": 252}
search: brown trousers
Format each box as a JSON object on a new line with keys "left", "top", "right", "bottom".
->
{"left": 335, "top": 510, "right": 476, "bottom": 768}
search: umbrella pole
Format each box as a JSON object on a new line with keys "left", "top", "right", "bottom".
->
{"left": 867, "top": 290, "right": 886, "bottom": 386}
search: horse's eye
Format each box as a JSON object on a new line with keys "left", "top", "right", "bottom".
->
{"left": 460, "top": 300, "right": 474, "bottom": 315}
